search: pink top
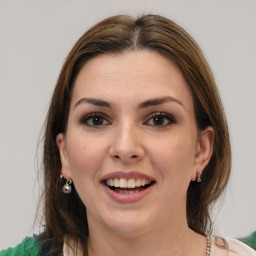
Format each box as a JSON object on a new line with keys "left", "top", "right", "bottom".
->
{"left": 211, "top": 237, "right": 256, "bottom": 256}
{"left": 63, "top": 237, "right": 256, "bottom": 256}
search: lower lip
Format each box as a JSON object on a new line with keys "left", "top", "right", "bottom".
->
{"left": 102, "top": 183, "right": 155, "bottom": 203}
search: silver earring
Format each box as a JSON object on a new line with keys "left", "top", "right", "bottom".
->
{"left": 62, "top": 179, "right": 73, "bottom": 194}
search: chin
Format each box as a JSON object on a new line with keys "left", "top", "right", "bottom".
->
{"left": 107, "top": 221, "right": 149, "bottom": 237}
{"left": 102, "top": 210, "right": 153, "bottom": 237}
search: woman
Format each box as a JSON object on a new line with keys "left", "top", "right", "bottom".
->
{"left": 1, "top": 14, "right": 255, "bottom": 256}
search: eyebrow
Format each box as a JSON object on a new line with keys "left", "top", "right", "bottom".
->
{"left": 138, "top": 96, "right": 183, "bottom": 109}
{"left": 74, "top": 96, "right": 183, "bottom": 109}
{"left": 74, "top": 98, "right": 112, "bottom": 109}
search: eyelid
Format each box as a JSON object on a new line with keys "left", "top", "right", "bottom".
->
{"left": 78, "top": 111, "right": 176, "bottom": 127}
{"left": 79, "top": 112, "right": 111, "bottom": 126}
{"left": 144, "top": 112, "right": 177, "bottom": 126}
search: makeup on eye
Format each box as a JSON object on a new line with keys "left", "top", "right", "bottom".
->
{"left": 79, "top": 112, "right": 111, "bottom": 127}
{"left": 78, "top": 111, "right": 177, "bottom": 127}
{"left": 144, "top": 112, "right": 177, "bottom": 126}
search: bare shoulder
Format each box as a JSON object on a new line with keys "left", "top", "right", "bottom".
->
{"left": 211, "top": 237, "right": 256, "bottom": 256}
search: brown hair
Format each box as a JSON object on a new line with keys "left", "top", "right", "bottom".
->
{"left": 41, "top": 14, "right": 231, "bottom": 254}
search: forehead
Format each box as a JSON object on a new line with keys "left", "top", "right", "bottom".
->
{"left": 71, "top": 50, "right": 193, "bottom": 109}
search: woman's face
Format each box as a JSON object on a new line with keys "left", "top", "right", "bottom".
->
{"left": 57, "top": 50, "right": 213, "bottom": 236}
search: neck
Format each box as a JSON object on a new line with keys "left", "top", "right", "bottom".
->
{"left": 86, "top": 215, "right": 206, "bottom": 256}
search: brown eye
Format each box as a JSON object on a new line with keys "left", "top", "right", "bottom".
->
{"left": 145, "top": 112, "right": 176, "bottom": 126}
{"left": 90, "top": 116, "right": 105, "bottom": 126}
{"left": 152, "top": 116, "right": 166, "bottom": 126}
{"left": 80, "top": 113, "right": 110, "bottom": 127}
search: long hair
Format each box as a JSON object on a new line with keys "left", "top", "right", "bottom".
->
{"left": 41, "top": 14, "right": 231, "bottom": 254}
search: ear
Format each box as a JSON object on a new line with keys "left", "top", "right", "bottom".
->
{"left": 56, "top": 133, "right": 72, "bottom": 180}
{"left": 191, "top": 126, "right": 214, "bottom": 181}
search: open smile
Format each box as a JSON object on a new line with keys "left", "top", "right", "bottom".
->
{"left": 104, "top": 178, "right": 155, "bottom": 194}
{"left": 101, "top": 172, "right": 156, "bottom": 203}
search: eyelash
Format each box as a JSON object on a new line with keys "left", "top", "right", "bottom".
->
{"left": 79, "top": 112, "right": 176, "bottom": 127}
{"left": 79, "top": 112, "right": 111, "bottom": 127}
{"left": 144, "top": 112, "right": 176, "bottom": 126}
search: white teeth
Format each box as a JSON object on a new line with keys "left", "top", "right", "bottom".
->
{"left": 106, "top": 178, "right": 152, "bottom": 188}
{"left": 119, "top": 178, "right": 127, "bottom": 188}
{"left": 127, "top": 178, "right": 136, "bottom": 188}
{"left": 106, "top": 178, "right": 114, "bottom": 186}
{"left": 109, "top": 178, "right": 114, "bottom": 186}
{"left": 135, "top": 179, "right": 141, "bottom": 187}
{"left": 114, "top": 178, "right": 119, "bottom": 187}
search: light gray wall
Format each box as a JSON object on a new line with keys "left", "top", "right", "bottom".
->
{"left": 1, "top": 0, "right": 256, "bottom": 249}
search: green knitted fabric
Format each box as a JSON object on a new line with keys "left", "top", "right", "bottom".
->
{"left": 0, "top": 237, "right": 40, "bottom": 256}
{"left": 240, "top": 231, "right": 256, "bottom": 250}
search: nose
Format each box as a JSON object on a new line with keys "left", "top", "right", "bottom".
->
{"left": 109, "top": 123, "right": 145, "bottom": 163}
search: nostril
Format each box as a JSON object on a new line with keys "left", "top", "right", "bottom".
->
{"left": 113, "top": 154, "right": 138, "bottom": 159}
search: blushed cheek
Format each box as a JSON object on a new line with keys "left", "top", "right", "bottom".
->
{"left": 66, "top": 144, "right": 102, "bottom": 207}
{"left": 150, "top": 139, "right": 195, "bottom": 180}
{"left": 66, "top": 139, "right": 102, "bottom": 180}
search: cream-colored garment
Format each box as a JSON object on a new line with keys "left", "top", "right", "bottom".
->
{"left": 63, "top": 237, "right": 256, "bottom": 256}
{"left": 211, "top": 237, "right": 256, "bottom": 256}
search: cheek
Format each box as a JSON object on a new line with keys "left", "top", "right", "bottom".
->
{"left": 148, "top": 134, "right": 197, "bottom": 213}
{"left": 65, "top": 135, "right": 107, "bottom": 183}
{"left": 149, "top": 133, "right": 197, "bottom": 180}
{"left": 65, "top": 135, "right": 108, "bottom": 208}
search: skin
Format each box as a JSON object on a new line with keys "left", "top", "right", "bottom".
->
{"left": 57, "top": 50, "right": 214, "bottom": 256}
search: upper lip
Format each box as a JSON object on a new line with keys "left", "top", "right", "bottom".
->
{"left": 101, "top": 171, "right": 155, "bottom": 182}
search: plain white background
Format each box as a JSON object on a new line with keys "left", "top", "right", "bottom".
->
{"left": 0, "top": 0, "right": 256, "bottom": 249}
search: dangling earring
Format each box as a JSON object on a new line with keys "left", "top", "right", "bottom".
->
{"left": 60, "top": 175, "right": 73, "bottom": 194}
{"left": 62, "top": 179, "right": 73, "bottom": 194}
{"left": 196, "top": 170, "right": 201, "bottom": 182}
